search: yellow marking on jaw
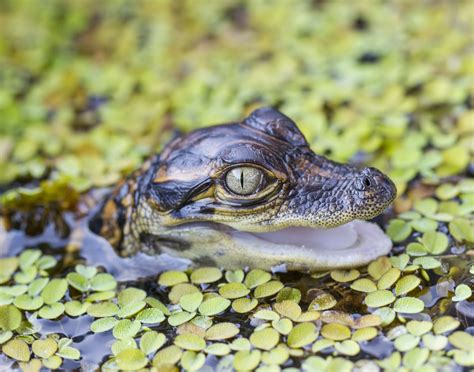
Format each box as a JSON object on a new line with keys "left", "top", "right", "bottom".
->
{"left": 190, "top": 185, "right": 215, "bottom": 202}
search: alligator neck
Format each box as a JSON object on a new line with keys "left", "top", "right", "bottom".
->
{"left": 89, "top": 155, "right": 160, "bottom": 254}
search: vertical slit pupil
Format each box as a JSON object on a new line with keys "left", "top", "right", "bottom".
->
{"left": 240, "top": 170, "right": 244, "bottom": 189}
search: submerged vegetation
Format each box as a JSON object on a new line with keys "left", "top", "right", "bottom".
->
{"left": 0, "top": 0, "right": 473, "bottom": 370}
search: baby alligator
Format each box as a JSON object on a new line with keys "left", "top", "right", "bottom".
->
{"left": 90, "top": 108, "right": 397, "bottom": 270}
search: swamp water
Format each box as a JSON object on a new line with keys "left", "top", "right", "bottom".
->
{"left": 0, "top": 179, "right": 473, "bottom": 371}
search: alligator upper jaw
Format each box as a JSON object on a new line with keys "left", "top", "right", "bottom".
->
{"left": 159, "top": 220, "right": 392, "bottom": 271}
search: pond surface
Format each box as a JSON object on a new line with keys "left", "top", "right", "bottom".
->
{"left": 0, "top": 179, "right": 473, "bottom": 370}
{"left": 0, "top": 0, "right": 473, "bottom": 370}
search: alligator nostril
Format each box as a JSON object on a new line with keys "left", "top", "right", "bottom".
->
{"left": 363, "top": 177, "right": 372, "bottom": 188}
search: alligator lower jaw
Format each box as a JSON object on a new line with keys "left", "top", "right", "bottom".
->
{"left": 237, "top": 220, "right": 392, "bottom": 271}
{"left": 158, "top": 219, "right": 393, "bottom": 271}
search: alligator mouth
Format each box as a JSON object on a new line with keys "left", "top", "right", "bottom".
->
{"left": 160, "top": 219, "right": 393, "bottom": 271}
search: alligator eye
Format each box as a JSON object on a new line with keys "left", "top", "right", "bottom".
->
{"left": 225, "top": 167, "right": 264, "bottom": 195}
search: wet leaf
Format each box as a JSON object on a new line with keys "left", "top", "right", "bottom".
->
{"left": 158, "top": 271, "right": 188, "bottom": 286}
{"left": 19, "top": 250, "right": 41, "bottom": 271}
{"left": 386, "top": 219, "right": 412, "bottom": 242}
{"left": 254, "top": 280, "right": 283, "bottom": 298}
{"left": 352, "top": 327, "right": 378, "bottom": 341}
{"left": 113, "top": 319, "right": 141, "bottom": 339}
{"left": 449, "top": 218, "right": 474, "bottom": 242}
{"left": 64, "top": 300, "right": 90, "bottom": 317}
{"left": 168, "top": 311, "right": 196, "bottom": 326}
{"left": 395, "top": 275, "right": 421, "bottom": 296}
{"left": 117, "top": 300, "right": 147, "bottom": 318}
{"left": 225, "top": 270, "right": 244, "bottom": 283}
{"left": 244, "top": 269, "right": 271, "bottom": 289}
{"left": 0, "top": 257, "right": 18, "bottom": 284}
{"left": 169, "top": 283, "right": 200, "bottom": 304}
{"left": 0, "top": 305, "right": 22, "bottom": 331}
{"left": 421, "top": 231, "right": 449, "bottom": 254}
{"left": 38, "top": 302, "right": 65, "bottom": 319}
{"left": 232, "top": 297, "right": 258, "bottom": 313}
{"left": 393, "top": 297, "right": 424, "bottom": 313}
{"left": 42, "top": 355, "right": 62, "bottom": 369}
{"left": 27, "top": 278, "right": 49, "bottom": 296}
{"left": 448, "top": 331, "right": 474, "bottom": 351}
{"left": 91, "top": 317, "right": 119, "bottom": 333}
{"left": 0, "top": 331, "right": 13, "bottom": 344}
{"left": 250, "top": 328, "right": 279, "bottom": 350}
{"left": 233, "top": 349, "right": 261, "bottom": 371}
{"left": 118, "top": 287, "right": 146, "bottom": 307}
{"left": 335, "top": 340, "right": 360, "bottom": 356}
{"left": 135, "top": 308, "right": 165, "bottom": 324}
{"left": 365, "top": 290, "right": 395, "bottom": 308}
{"left": 14, "top": 266, "right": 37, "bottom": 284}
{"left": 179, "top": 292, "right": 203, "bottom": 312}
{"left": 205, "top": 343, "right": 231, "bottom": 356}
{"left": 66, "top": 272, "right": 90, "bottom": 292}
{"left": 309, "top": 292, "right": 337, "bottom": 311}
{"left": 32, "top": 338, "right": 57, "bottom": 358}
{"left": 433, "top": 316, "right": 460, "bottom": 334}
{"left": 87, "top": 301, "right": 119, "bottom": 318}
{"left": 276, "top": 287, "right": 301, "bottom": 303}
{"left": 350, "top": 278, "right": 377, "bottom": 293}
{"left": 174, "top": 333, "right": 206, "bottom": 351}
{"left": 413, "top": 256, "right": 441, "bottom": 269}
{"left": 452, "top": 284, "right": 472, "bottom": 302}
{"left": 112, "top": 338, "right": 137, "bottom": 356}
{"left": 330, "top": 269, "right": 360, "bottom": 283}
{"left": 422, "top": 334, "right": 448, "bottom": 350}
{"left": 198, "top": 296, "right": 230, "bottom": 316}
{"left": 90, "top": 273, "right": 117, "bottom": 292}
{"left": 287, "top": 322, "right": 318, "bottom": 348}
{"left": 368, "top": 257, "right": 392, "bottom": 280}
{"left": 181, "top": 350, "right": 205, "bottom": 370}
{"left": 377, "top": 268, "right": 401, "bottom": 289}
{"left": 152, "top": 345, "right": 182, "bottom": 367}
{"left": 190, "top": 267, "right": 222, "bottom": 284}
{"left": 272, "top": 318, "right": 293, "bottom": 335}
{"left": 273, "top": 300, "right": 302, "bottom": 320}
{"left": 394, "top": 334, "right": 420, "bottom": 351}
{"left": 116, "top": 348, "right": 148, "bottom": 370}
{"left": 406, "top": 320, "right": 432, "bottom": 336}
{"left": 218, "top": 282, "right": 250, "bottom": 299}
{"left": 205, "top": 322, "right": 239, "bottom": 340}
{"left": 406, "top": 242, "right": 428, "bottom": 256}
{"left": 75, "top": 265, "right": 97, "bottom": 279}
{"left": 321, "top": 323, "right": 351, "bottom": 341}
{"left": 312, "top": 339, "right": 335, "bottom": 353}
{"left": 3, "top": 338, "right": 30, "bottom": 362}
{"left": 140, "top": 331, "right": 166, "bottom": 355}
{"left": 41, "top": 279, "right": 68, "bottom": 305}
{"left": 254, "top": 309, "right": 280, "bottom": 321}
{"left": 403, "top": 347, "right": 429, "bottom": 369}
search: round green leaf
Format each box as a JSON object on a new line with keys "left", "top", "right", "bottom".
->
{"left": 0, "top": 305, "right": 22, "bottom": 331}
{"left": 140, "top": 331, "right": 166, "bottom": 355}
{"left": 41, "top": 279, "right": 68, "bottom": 305}
{"left": 39, "top": 302, "right": 65, "bottom": 319}
{"left": 393, "top": 297, "right": 424, "bottom": 313}
{"left": 91, "top": 317, "right": 119, "bottom": 333}
{"left": 116, "top": 348, "right": 148, "bottom": 370}
{"left": 13, "top": 294, "right": 43, "bottom": 310}
{"left": 87, "top": 301, "right": 119, "bottom": 318}
{"left": 3, "top": 338, "right": 30, "bottom": 362}
{"left": 198, "top": 296, "right": 230, "bottom": 316}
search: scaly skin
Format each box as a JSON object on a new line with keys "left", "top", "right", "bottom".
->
{"left": 90, "top": 108, "right": 396, "bottom": 267}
